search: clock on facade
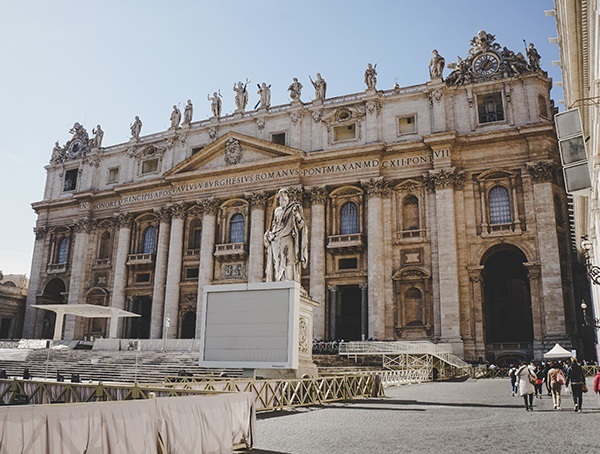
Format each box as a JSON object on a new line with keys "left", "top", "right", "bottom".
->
{"left": 472, "top": 52, "right": 501, "bottom": 77}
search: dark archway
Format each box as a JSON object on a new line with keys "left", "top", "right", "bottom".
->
{"left": 482, "top": 246, "right": 533, "bottom": 346}
{"left": 125, "top": 296, "right": 152, "bottom": 339}
{"left": 40, "top": 278, "right": 66, "bottom": 339}
{"left": 337, "top": 285, "right": 362, "bottom": 341}
{"left": 180, "top": 311, "right": 196, "bottom": 339}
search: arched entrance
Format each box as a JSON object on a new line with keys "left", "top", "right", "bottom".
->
{"left": 125, "top": 296, "right": 152, "bottom": 339}
{"left": 482, "top": 245, "right": 533, "bottom": 362}
{"left": 83, "top": 287, "right": 110, "bottom": 340}
{"left": 39, "top": 278, "right": 66, "bottom": 339}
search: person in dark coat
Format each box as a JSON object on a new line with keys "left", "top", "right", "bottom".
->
{"left": 566, "top": 357, "right": 586, "bottom": 412}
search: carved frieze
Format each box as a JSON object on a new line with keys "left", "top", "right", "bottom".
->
{"left": 75, "top": 217, "right": 96, "bottom": 233}
{"left": 34, "top": 225, "right": 48, "bottom": 240}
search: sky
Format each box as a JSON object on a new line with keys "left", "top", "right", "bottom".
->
{"left": 0, "top": 0, "right": 563, "bottom": 277}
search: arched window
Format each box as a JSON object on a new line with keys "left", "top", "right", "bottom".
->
{"left": 229, "top": 213, "right": 245, "bottom": 243}
{"left": 142, "top": 226, "right": 157, "bottom": 253}
{"left": 402, "top": 196, "right": 420, "bottom": 231}
{"left": 98, "top": 231, "right": 112, "bottom": 259}
{"left": 340, "top": 202, "right": 359, "bottom": 235}
{"left": 404, "top": 287, "right": 423, "bottom": 325}
{"left": 489, "top": 186, "right": 511, "bottom": 224}
{"left": 57, "top": 237, "right": 69, "bottom": 264}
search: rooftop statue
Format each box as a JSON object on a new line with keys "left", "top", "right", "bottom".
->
{"left": 183, "top": 99, "right": 193, "bottom": 125}
{"left": 233, "top": 80, "right": 249, "bottom": 112}
{"left": 208, "top": 92, "right": 222, "bottom": 117}
{"left": 364, "top": 63, "right": 377, "bottom": 89}
{"left": 264, "top": 188, "right": 308, "bottom": 283}
{"left": 309, "top": 73, "right": 327, "bottom": 101}
{"left": 130, "top": 116, "right": 142, "bottom": 140}
{"left": 256, "top": 82, "right": 271, "bottom": 109}
{"left": 526, "top": 43, "right": 541, "bottom": 72}
{"left": 428, "top": 50, "right": 445, "bottom": 79}
{"left": 288, "top": 77, "right": 303, "bottom": 102}
{"left": 170, "top": 105, "right": 181, "bottom": 129}
{"left": 92, "top": 125, "right": 104, "bottom": 148}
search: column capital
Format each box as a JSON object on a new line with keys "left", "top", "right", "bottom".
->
{"left": 327, "top": 285, "right": 338, "bottom": 292}
{"left": 198, "top": 198, "right": 220, "bottom": 215}
{"left": 115, "top": 212, "right": 133, "bottom": 229}
{"left": 75, "top": 217, "right": 96, "bottom": 233}
{"left": 423, "top": 167, "right": 465, "bottom": 193}
{"left": 361, "top": 178, "right": 385, "bottom": 198}
{"left": 307, "top": 186, "right": 328, "bottom": 205}
{"left": 526, "top": 160, "right": 557, "bottom": 183}
{"left": 34, "top": 225, "right": 48, "bottom": 240}
{"left": 154, "top": 206, "right": 172, "bottom": 223}
{"left": 247, "top": 191, "right": 267, "bottom": 209}
{"left": 359, "top": 282, "right": 368, "bottom": 290}
{"left": 170, "top": 202, "right": 187, "bottom": 220}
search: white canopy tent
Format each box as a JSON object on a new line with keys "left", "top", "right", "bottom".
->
{"left": 32, "top": 304, "right": 140, "bottom": 340}
{"left": 543, "top": 343, "right": 573, "bottom": 359}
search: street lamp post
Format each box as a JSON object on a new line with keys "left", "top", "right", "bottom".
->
{"left": 580, "top": 235, "right": 600, "bottom": 328}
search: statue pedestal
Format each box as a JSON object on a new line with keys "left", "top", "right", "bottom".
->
{"left": 255, "top": 290, "right": 319, "bottom": 379}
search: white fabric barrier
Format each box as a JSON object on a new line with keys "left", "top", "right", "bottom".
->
{"left": 0, "top": 393, "right": 255, "bottom": 454}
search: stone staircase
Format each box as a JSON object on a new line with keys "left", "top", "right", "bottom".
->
{"left": 0, "top": 348, "right": 242, "bottom": 383}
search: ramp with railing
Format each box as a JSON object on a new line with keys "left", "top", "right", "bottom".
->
{"left": 338, "top": 341, "right": 470, "bottom": 381}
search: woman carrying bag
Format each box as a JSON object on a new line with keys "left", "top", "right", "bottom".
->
{"left": 515, "top": 360, "right": 537, "bottom": 411}
{"left": 566, "top": 357, "right": 586, "bottom": 412}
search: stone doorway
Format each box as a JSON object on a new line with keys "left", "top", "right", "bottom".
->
{"left": 125, "top": 296, "right": 152, "bottom": 339}
{"left": 337, "top": 285, "right": 362, "bottom": 341}
{"left": 482, "top": 247, "right": 533, "bottom": 355}
{"left": 39, "top": 278, "right": 66, "bottom": 339}
{"left": 180, "top": 310, "right": 196, "bottom": 339}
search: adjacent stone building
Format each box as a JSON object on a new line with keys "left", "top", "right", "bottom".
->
{"left": 0, "top": 272, "right": 28, "bottom": 339}
{"left": 23, "top": 31, "right": 581, "bottom": 362}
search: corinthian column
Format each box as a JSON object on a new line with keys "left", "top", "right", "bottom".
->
{"left": 425, "top": 167, "right": 465, "bottom": 356}
{"left": 196, "top": 198, "right": 219, "bottom": 338}
{"left": 247, "top": 192, "right": 267, "bottom": 282}
{"left": 362, "top": 178, "right": 385, "bottom": 339}
{"left": 163, "top": 203, "right": 186, "bottom": 339}
{"left": 308, "top": 186, "right": 327, "bottom": 339}
{"left": 23, "top": 226, "right": 48, "bottom": 338}
{"left": 111, "top": 212, "right": 133, "bottom": 337}
{"left": 150, "top": 207, "right": 172, "bottom": 339}
{"left": 64, "top": 218, "right": 96, "bottom": 340}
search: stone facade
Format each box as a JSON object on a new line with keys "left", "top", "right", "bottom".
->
{"left": 0, "top": 273, "right": 28, "bottom": 339}
{"left": 23, "top": 32, "right": 582, "bottom": 361}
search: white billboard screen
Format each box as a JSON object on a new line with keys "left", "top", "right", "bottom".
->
{"left": 199, "top": 282, "right": 299, "bottom": 369}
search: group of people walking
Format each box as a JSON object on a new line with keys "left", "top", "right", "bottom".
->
{"left": 508, "top": 358, "right": 600, "bottom": 412}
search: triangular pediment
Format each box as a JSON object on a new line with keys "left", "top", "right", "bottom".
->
{"left": 165, "top": 131, "right": 305, "bottom": 177}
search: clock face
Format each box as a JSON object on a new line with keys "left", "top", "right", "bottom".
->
{"left": 473, "top": 52, "right": 500, "bottom": 77}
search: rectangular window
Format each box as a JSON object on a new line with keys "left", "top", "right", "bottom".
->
{"left": 107, "top": 167, "right": 119, "bottom": 184}
{"left": 141, "top": 158, "right": 159, "bottom": 174}
{"left": 333, "top": 124, "right": 356, "bottom": 142}
{"left": 135, "top": 273, "right": 151, "bottom": 283}
{"left": 338, "top": 257, "right": 358, "bottom": 270}
{"left": 398, "top": 115, "right": 417, "bottom": 135}
{"left": 271, "top": 132, "right": 286, "bottom": 145}
{"left": 63, "top": 169, "right": 78, "bottom": 192}
{"left": 185, "top": 267, "right": 199, "bottom": 280}
{"left": 477, "top": 92, "right": 504, "bottom": 124}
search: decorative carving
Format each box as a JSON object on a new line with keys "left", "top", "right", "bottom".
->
{"left": 445, "top": 30, "right": 536, "bottom": 86}
{"left": 366, "top": 99, "right": 381, "bottom": 115}
{"left": 208, "top": 127, "right": 217, "bottom": 141}
{"left": 526, "top": 161, "right": 556, "bottom": 183}
{"left": 247, "top": 192, "right": 267, "bottom": 209}
{"left": 222, "top": 263, "right": 245, "bottom": 279}
{"left": 75, "top": 217, "right": 96, "bottom": 233}
{"left": 289, "top": 110, "right": 303, "bottom": 125}
{"left": 115, "top": 212, "right": 133, "bottom": 229}
{"left": 170, "top": 202, "right": 187, "bottom": 219}
{"left": 286, "top": 186, "right": 304, "bottom": 203}
{"left": 428, "top": 89, "right": 443, "bottom": 105}
{"left": 34, "top": 226, "right": 48, "bottom": 240}
{"left": 255, "top": 118, "right": 265, "bottom": 131}
{"left": 423, "top": 168, "right": 465, "bottom": 192}
{"left": 298, "top": 317, "right": 309, "bottom": 353}
{"left": 311, "top": 110, "right": 322, "bottom": 123}
{"left": 307, "top": 186, "right": 328, "bottom": 205}
{"left": 199, "top": 198, "right": 219, "bottom": 215}
{"left": 84, "top": 153, "right": 101, "bottom": 168}
{"left": 361, "top": 178, "right": 385, "bottom": 198}
{"left": 224, "top": 138, "right": 244, "bottom": 165}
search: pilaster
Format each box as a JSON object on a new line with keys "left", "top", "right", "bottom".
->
{"left": 23, "top": 226, "right": 48, "bottom": 337}
{"left": 150, "top": 207, "right": 172, "bottom": 339}
{"left": 111, "top": 212, "right": 133, "bottom": 337}
{"left": 247, "top": 192, "right": 267, "bottom": 283}
{"left": 308, "top": 186, "right": 327, "bottom": 339}
{"left": 164, "top": 203, "right": 186, "bottom": 339}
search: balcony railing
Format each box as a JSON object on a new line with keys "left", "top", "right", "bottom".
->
{"left": 396, "top": 229, "right": 426, "bottom": 241}
{"left": 93, "top": 258, "right": 111, "bottom": 268}
{"left": 481, "top": 221, "right": 521, "bottom": 236}
{"left": 46, "top": 263, "right": 68, "bottom": 274}
{"left": 214, "top": 242, "right": 246, "bottom": 257}
{"left": 126, "top": 253, "right": 155, "bottom": 265}
{"left": 327, "top": 233, "right": 364, "bottom": 250}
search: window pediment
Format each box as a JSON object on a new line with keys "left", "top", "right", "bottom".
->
{"left": 476, "top": 168, "right": 516, "bottom": 182}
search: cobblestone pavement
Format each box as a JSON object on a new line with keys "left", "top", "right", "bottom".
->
{"left": 246, "top": 378, "right": 600, "bottom": 454}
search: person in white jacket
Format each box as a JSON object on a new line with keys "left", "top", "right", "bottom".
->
{"left": 515, "top": 360, "right": 537, "bottom": 411}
